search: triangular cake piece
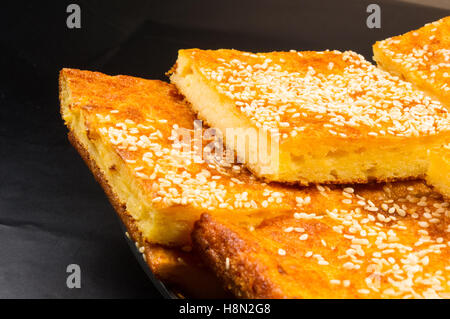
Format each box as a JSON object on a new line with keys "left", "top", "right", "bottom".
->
{"left": 60, "top": 68, "right": 326, "bottom": 247}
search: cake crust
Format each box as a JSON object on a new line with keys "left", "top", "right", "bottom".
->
{"left": 193, "top": 181, "right": 450, "bottom": 299}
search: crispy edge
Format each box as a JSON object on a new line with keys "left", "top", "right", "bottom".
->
{"left": 67, "top": 131, "right": 229, "bottom": 298}
{"left": 192, "top": 214, "right": 287, "bottom": 299}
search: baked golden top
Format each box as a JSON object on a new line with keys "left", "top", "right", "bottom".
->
{"left": 60, "top": 68, "right": 328, "bottom": 213}
{"left": 440, "top": 144, "right": 450, "bottom": 160}
{"left": 193, "top": 180, "right": 450, "bottom": 299}
{"left": 373, "top": 16, "right": 449, "bottom": 104}
{"left": 61, "top": 69, "right": 450, "bottom": 298}
{"left": 175, "top": 49, "right": 450, "bottom": 140}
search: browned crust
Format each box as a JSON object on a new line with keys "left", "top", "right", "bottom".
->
{"left": 192, "top": 194, "right": 450, "bottom": 299}
{"left": 192, "top": 214, "right": 284, "bottom": 299}
{"left": 67, "top": 131, "right": 229, "bottom": 298}
{"left": 423, "top": 180, "right": 450, "bottom": 201}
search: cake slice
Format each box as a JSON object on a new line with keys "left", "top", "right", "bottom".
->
{"left": 427, "top": 144, "right": 450, "bottom": 199}
{"left": 192, "top": 181, "right": 450, "bottom": 299}
{"left": 170, "top": 49, "right": 450, "bottom": 185}
{"left": 60, "top": 68, "right": 332, "bottom": 248}
{"left": 373, "top": 16, "right": 450, "bottom": 108}
{"left": 61, "top": 68, "right": 309, "bottom": 296}
{"left": 67, "top": 126, "right": 227, "bottom": 298}
{"left": 60, "top": 69, "right": 449, "bottom": 298}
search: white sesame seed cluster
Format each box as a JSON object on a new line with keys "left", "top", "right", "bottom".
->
{"left": 93, "top": 105, "right": 449, "bottom": 297}
{"left": 268, "top": 183, "right": 450, "bottom": 298}
{"left": 66, "top": 66, "right": 450, "bottom": 298}
{"left": 192, "top": 49, "right": 450, "bottom": 139}
{"left": 93, "top": 110, "right": 300, "bottom": 211}
{"left": 376, "top": 17, "right": 450, "bottom": 93}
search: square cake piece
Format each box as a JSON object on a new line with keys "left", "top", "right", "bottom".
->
{"left": 427, "top": 144, "right": 450, "bottom": 199}
{"left": 193, "top": 181, "right": 450, "bottom": 299}
{"left": 373, "top": 16, "right": 449, "bottom": 108}
{"left": 170, "top": 49, "right": 450, "bottom": 185}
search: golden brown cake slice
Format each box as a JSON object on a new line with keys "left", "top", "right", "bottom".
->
{"left": 193, "top": 181, "right": 450, "bottom": 299}
{"left": 373, "top": 16, "right": 450, "bottom": 108}
{"left": 427, "top": 144, "right": 450, "bottom": 199}
{"left": 61, "top": 69, "right": 449, "bottom": 298}
{"left": 66, "top": 128, "right": 226, "bottom": 298}
{"left": 170, "top": 49, "right": 450, "bottom": 185}
{"left": 60, "top": 68, "right": 331, "bottom": 248}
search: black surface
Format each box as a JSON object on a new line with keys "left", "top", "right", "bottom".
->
{"left": 0, "top": 1, "right": 448, "bottom": 298}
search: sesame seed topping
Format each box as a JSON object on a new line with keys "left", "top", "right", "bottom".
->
{"left": 83, "top": 70, "right": 449, "bottom": 299}
{"left": 375, "top": 16, "right": 450, "bottom": 112}
{"left": 189, "top": 48, "right": 449, "bottom": 141}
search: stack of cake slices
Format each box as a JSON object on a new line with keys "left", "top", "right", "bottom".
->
{"left": 60, "top": 16, "right": 450, "bottom": 298}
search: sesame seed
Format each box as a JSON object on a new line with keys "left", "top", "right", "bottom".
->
{"left": 358, "top": 289, "right": 370, "bottom": 295}
{"left": 418, "top": 221, "right": 429, "bottom": 228}
{"left": 344, "top": 187, "right": 354, "bottom": 194}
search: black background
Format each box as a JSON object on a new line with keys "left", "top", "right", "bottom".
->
{"left": 0, "top": 1, "right": 448, "bottom": 298}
